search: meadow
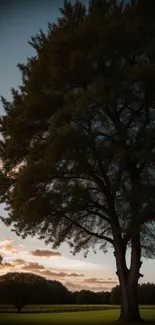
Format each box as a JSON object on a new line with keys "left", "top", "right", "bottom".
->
{"left": 0, "top": 304, "right": 154, "bottom": 313}
{"left": 0, "top": 304, "right": 114, "bottom": 313}
{"left": 0, "top": 307, "right": 155, "bottom": 324}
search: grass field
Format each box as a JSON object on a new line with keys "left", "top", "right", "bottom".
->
{"left": 0, "top": 304, "right": 114, "bottom": 313}
{"left": 0, "top": 309, "right": 155, "bottom": 324}
{"left": 0, "top": 304, "right": 154, "bottom": 313}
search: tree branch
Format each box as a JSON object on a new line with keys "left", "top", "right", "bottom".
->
{"left": 134, "top": 92, "right": 149, "bottom": 148}
{"left": 125, "top": 103, "right": 144, "bottom": 131}
{"left": 51, "top": 174, "right": 97, "bottom": 184}
{"left": 138, "top": 135, "right": 155, "bottom": 173}
{"left": 83, "top": 208, "right": 111, "bottom": 224}
{"left": 123, "top": 233, "right": 131, "bottom": 247}
{"left": 112, "top": 165, "right": 123, "bottom": 197}
{"left": 89, "top": 144, "right": 112, "bottom": 191}
{"left": 64, "top": 214, "right": 114, "bottom": 245}
{"left": 117, "top": 99, "right": 128, "bottom": 116}
{"left": 88, "top": 198, "right": 109, "bottom": 214}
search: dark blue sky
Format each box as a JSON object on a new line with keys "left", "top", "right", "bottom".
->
{"left": 0, "top": 0, "right": 66, "bottom": 114}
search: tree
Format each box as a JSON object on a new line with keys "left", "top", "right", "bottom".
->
{"left": 0, "top": 272, "right": 51, "bottom": 312}
{"left": 76, "top": 290, "right": 97, "bottom": 304}
{"left": 111, "top": 283, "right": 155, "bottom": 305}
{"left": 75, "top": 289, "right": 110, "bottom": 304}
{"left": 48, "top": 279, "right": 70, "bottom": 304}
{"left": 0, "top": 272, "right": 70, "bottom": 312}
{"left": 110, "top": 285, "right": 121, "bottom": 305}
{"left": 0, "top": 0, "right": 155, "bottom": 322}
{"left": 0, "top": 256, "right": 3, "bottom": 265}
{"left": 138, "top": 283, "right": 155, "bottom": 305}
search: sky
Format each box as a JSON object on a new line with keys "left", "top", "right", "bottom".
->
{"left": 0, "top": 0, "right": 154, "bottom": 292}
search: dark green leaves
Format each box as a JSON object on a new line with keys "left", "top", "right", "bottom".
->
{"left": 0, "top": 0, "right": 155, "bottom": 257}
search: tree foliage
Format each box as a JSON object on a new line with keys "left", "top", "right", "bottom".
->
{"left": 76, "top": 289, "right": 110, "bottom": 304}
{"left": 0, "top": 272, "right": 70, "bottom": 312}
{"left": 0, "top": 0, "right": 155, "bottom": 256}
{"left": 0, "top": 256, "right": 3, "bottom": 265}
{"left": 111, "top": 283, "right": 155, "bottom": 305}
{"left": 0, "top": 271, "right": 110, "bottom": 310}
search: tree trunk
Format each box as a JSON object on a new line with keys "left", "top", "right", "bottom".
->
{"left": 118, "top": 278, "right": 142, "bottom": 322}
{"left": 114, "top": 232, "right": 142, "bottom": 322}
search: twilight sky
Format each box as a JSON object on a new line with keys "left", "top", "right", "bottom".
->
{"left": 0, "top": 0, "right": 154, "bottom": 292}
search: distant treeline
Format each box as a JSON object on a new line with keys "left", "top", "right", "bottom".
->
{"left": 0, "top": 273, "right": 154, "bottom": 312}
{"left": 110, "top": 283, "right": 155, "bottom": 305}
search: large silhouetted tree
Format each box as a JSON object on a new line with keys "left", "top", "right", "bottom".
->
{"left": 0, "top": 272, "right": 70, "bottom": 311}
{"left": 0, "top": 272, "right": 50, "bottom": 312}
{"left": 0, "top": 0, "right": 155, "bottom": 322}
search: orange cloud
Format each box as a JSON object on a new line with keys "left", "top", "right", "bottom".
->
{"left": 13, "top": 259, "right": 26, "bottom": 266}
{"left": 84, "top": 278, "right": 118, "bottom": 285}
{"left": 64, "top": 281, "right": 111, "bottom": 292}
{"left": 0, "top": 239, "right": 18, "bottom": 254}
{"left": 3, "top": 262, "right": 13, "bottom": 267}
{"left": 30, "top": 249, "right": 61, "bottom": 258}
{"left": 22, "top": 262, "right": 45, "bottom": 270}
{"left": 0, "top": 262, "right": 14, "bottom": 270}
{"left": 69, "top": 273, "right": 84, "bottom": 277}
{"left": 36, "top": 270, "right": 84, "bottom": 278}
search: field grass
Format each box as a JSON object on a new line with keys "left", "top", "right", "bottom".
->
{"left": 0, "top": 304, "right": 114, "bottom": 313}
{"left": 0, "top": 309, "right": 155, "bottom": 324}
{"left": 1, "top": 304, "right": 154, "bottom": 313}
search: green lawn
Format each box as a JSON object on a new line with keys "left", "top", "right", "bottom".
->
{"left": 0, "top": 309, "right": 155, "bottom": 325}
{"left": 0, "top": 304, "right": 115, "bottom": 313}
{"left": 1, "top": 304, "right": 155, "bottom": 311}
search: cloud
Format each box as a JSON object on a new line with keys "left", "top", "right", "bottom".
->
{"left": 19, "top": 245, "right": 26, "bottom": 249}
{"left": 84, "top": 278, "right": 118, "bottom": 285}
{"left": 63, "top": 277, "right": 118, "bottom": 292}
{"left": 22, "top": 262, "right": 45, "bottom": 270}
{"left": 14, "top": 261, "right": 83, "bottom": 278}
{"left": 0, "top": 239, "right": 18, "bottom": 254}
{"left": 64, "top": 281, "right": 111, "bottom": 292}
{"left": 36, "top": 270, "right": 57, "bottom": 278}
{"left": 48, "top": 257, "right": 106, "bottom": 271}
{"left": 0, "top": 262, "right": 14, "bottom": 270}
{"left": 3, "top": 262, "right": 13, "bottom": 267}
{"left": 13, "top": 259, "right": 26, "bottom": 266}
{"left": 69, "top": 273, "right": 84, "bottom": 277}
{"left": 3, "top": 238, "right": 12, "bottom": 241}
{"left": 29, "top": 249, "right": 61, "bottom": 258}
{"left": 36, "top": 270, "right": 85, "bottom": 278}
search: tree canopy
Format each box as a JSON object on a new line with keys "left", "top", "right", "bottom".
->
{"left": 0, "top": 272, "right": 70, "bottom": 312}
{"left": 111, "top": 283, "right": 155, "bottom": 305}
{"left": 0, "top": 0, "right": 155, "bottom": 322}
